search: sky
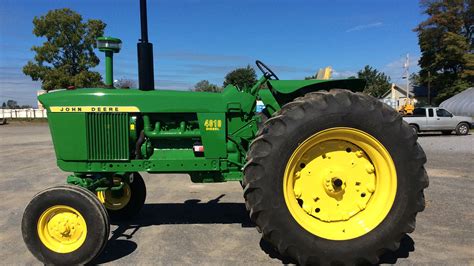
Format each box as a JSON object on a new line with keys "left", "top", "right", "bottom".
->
{"left": 0, "top": 0, "right": 425, "bottom": 107}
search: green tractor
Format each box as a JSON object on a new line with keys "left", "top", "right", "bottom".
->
{"left": 22, "top": 1, "right": 428, "bottom": 264}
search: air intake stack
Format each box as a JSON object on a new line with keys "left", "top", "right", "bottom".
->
{"left": 137, "top": 0, "right": 155, "bottom": 91}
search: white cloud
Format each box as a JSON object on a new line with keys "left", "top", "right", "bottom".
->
{"left": 332, "top": 69, "right": 357, "bottom": 79}
{"left": 346, "top": 22, "right": 383, "bottom": 33}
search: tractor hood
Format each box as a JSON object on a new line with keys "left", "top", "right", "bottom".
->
{"left": 268, "top": 79, "right": 366, "bottom": 94}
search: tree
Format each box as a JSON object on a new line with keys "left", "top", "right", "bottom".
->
{"left": 23, "top": 8, "right": 106, "bottom": 91}
{"left": 114, "top": 79, "right": 136, "bottom": 89}
{"left": 414, "top": 0, "right": 473, "bottom": 103}
{"left": 6, "top": 100, "right": 19, "bottom": 109}
{"left": 357, "top": 65, "right": 391, "bottom": 97}
{"left": 193, "top": 80, "right": 222, "bottom": 93}
{"left": 223, "top": 65, "right": 257, "bottom": 90}
{"left": 409, "top": 73, "right": 421, "bottom": 87}
{"left": 1, "top": 102, "right": 6, "bottom": 109}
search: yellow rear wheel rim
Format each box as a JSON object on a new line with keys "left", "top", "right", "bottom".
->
{"left": 283, "top": 127, "right": 397, "bottom": 240}
{"left": 97, "top": 180, "right": 131, "bottom": 210}
{"left": 37, "top": 205, "right": 87, "bottom": 253}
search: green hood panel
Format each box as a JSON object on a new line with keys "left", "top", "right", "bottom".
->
{"left": 38, "top": 86, "right": 256, "bottom": 113}
{"left": 268, "top": 79, "right": 366, "bottom": 94}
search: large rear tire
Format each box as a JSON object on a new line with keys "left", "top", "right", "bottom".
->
{"left": 243, "top": 90, "right": 428, "bottom": 265}
{"left": 22, "top": 185, "right": 109, "bottom": 265}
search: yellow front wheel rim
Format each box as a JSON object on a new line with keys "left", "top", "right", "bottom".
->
{"left": 37, "top": 205, "right": 87, "bottom": 253}
{"left": 283, "top": 127, "right": 397, "bottom": 240}
{"left": 97, "top": 180, "right": 131, "bottom": 210}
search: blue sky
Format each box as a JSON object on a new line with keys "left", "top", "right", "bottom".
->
{"left": 0, "top": 0, "right": 424, "bottom": 107}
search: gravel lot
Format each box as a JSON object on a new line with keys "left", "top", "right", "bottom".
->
{"left": 0, "top": 123, "right": 473, "bottom": 265}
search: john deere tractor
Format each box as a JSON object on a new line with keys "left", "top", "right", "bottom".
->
{"left": 21, "top": 1, "right": 428, "bottom": 264}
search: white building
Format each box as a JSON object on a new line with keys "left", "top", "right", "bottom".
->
{"left": 380, "top": 84, "right": 414, "bottom": 110}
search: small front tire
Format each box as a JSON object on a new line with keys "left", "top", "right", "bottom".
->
{"left": 22, "top": 185, "right": 109, "bottom": 265}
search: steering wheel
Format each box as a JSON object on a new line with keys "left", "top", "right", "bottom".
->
{"left": 256, "top": 60, "right": 279, "bottom": 80}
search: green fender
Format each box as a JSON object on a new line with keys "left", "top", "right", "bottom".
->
{"left": 258, "top": 78, "right": 366, "bottom": 115}
{"left": 268, "top": 78, "right": 366, "bottom": 94}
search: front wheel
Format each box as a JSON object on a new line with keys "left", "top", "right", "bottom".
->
{"left": 243, "top": 90, "right": 428, "bottom": 265}
{"left": 22, "top": 185, "right": 109, "bottom": 265}
{"left": 455, "top": 123, "right": 469, "bottom": 135}
{"left": 96, "top": 172, "right": 146, "bottom": 220}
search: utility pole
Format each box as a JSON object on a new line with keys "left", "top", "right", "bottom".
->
{"left": 427, "top": 71, "right": 431, "bottom": 106}
{"left": 403, "top": 54, "right": 410, "bottom": 99}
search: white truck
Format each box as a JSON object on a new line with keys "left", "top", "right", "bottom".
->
{"left": 403, "top": 107, "right": 473, "bottom": 135}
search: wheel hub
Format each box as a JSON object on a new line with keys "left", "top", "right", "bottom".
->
{"left": 37, "top": 205, "right": 87, "bottom": 253}
{"left": 284, "top": 128, "right": 397, "bottom": 240}
{"left": 97, "top": 177, "right": 132, "bottom": 210}
{"left": 292, "top": 140, "right": 376, "bottom": 222}
{"left": 323, "top": 176, "right": 346, "bottom": 194}
{"left": 48, "top": 212, "right": 82, "bottom": 241}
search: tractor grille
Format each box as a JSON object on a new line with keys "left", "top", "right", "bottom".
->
{"left": 86, "top": 113, "right": 129, "bottom": 161}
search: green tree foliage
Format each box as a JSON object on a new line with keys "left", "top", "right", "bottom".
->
{"left": 23, "top": 8, "right": 106, "bottom": 90}
{"left": 409, "top": 73, "right": 421, "bottom": 87}
{"left": 193, "top": 80, "right": 222, "bottom": 93}
{"left": 6, "top": 100, "right": 19, "bottom": 109}
{"left": 223, "top": 65, "right": 257, "bottom": 90}
{"left": 414, "top": 0, "right": 473, "bottom": 103}
{"left": 1, "top": 102, "right": 6, "bottom": 109}
{"left": 357, "top": 65, "right": 391, "bottom": 97}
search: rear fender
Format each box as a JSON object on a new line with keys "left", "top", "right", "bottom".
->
{"left": 268, "top": 79, "right": 366, "bottom": 106}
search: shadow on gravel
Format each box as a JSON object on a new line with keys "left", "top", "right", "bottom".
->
{"left": 117, "top": 194, "right": 252, "bottom": 226}
{"left": 93, "top": 194, "right": 253, "bottom": 263}
{"left": 378, "top": 234, "right": 415, "bottom": 264}
{"left": 92, "top": 195, "right": 415, "bottom": 265}
{"left": 92, "top": 240, "right": 137, "bottom": 264}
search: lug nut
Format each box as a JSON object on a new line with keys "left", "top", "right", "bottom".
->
{"left": 366, "top": 165, "right": 375, "bottom": 174}
{"left": 295, "top": 171, "right": 301, "bottom": 179}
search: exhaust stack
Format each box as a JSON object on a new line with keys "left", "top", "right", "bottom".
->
{"left": 137, "top": 0, "right": 155, "bottom": 91}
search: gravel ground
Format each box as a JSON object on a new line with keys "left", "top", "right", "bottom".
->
{"left": 0, "top": 123, "right": 473, "bottom": 265}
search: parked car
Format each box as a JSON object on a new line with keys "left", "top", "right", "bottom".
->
{"left": 403, "top": 107, "right": 473, "bottom": 135}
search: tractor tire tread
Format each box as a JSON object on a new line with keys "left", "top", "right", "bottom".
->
{"left": 243, "top": 89, "right": 428, "bottom": 265}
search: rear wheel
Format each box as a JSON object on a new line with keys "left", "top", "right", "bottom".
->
{"left": 22, "top": 185, "right": 109, "bottom": 265}
{"left": 455, "top": 123, "right": 469, "bottom": 135}
{"left": 244, "top": 90, "right": 428, "bottom": 265}
{"left": 97, "top": 172, "right": 146, "bottom": 220}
